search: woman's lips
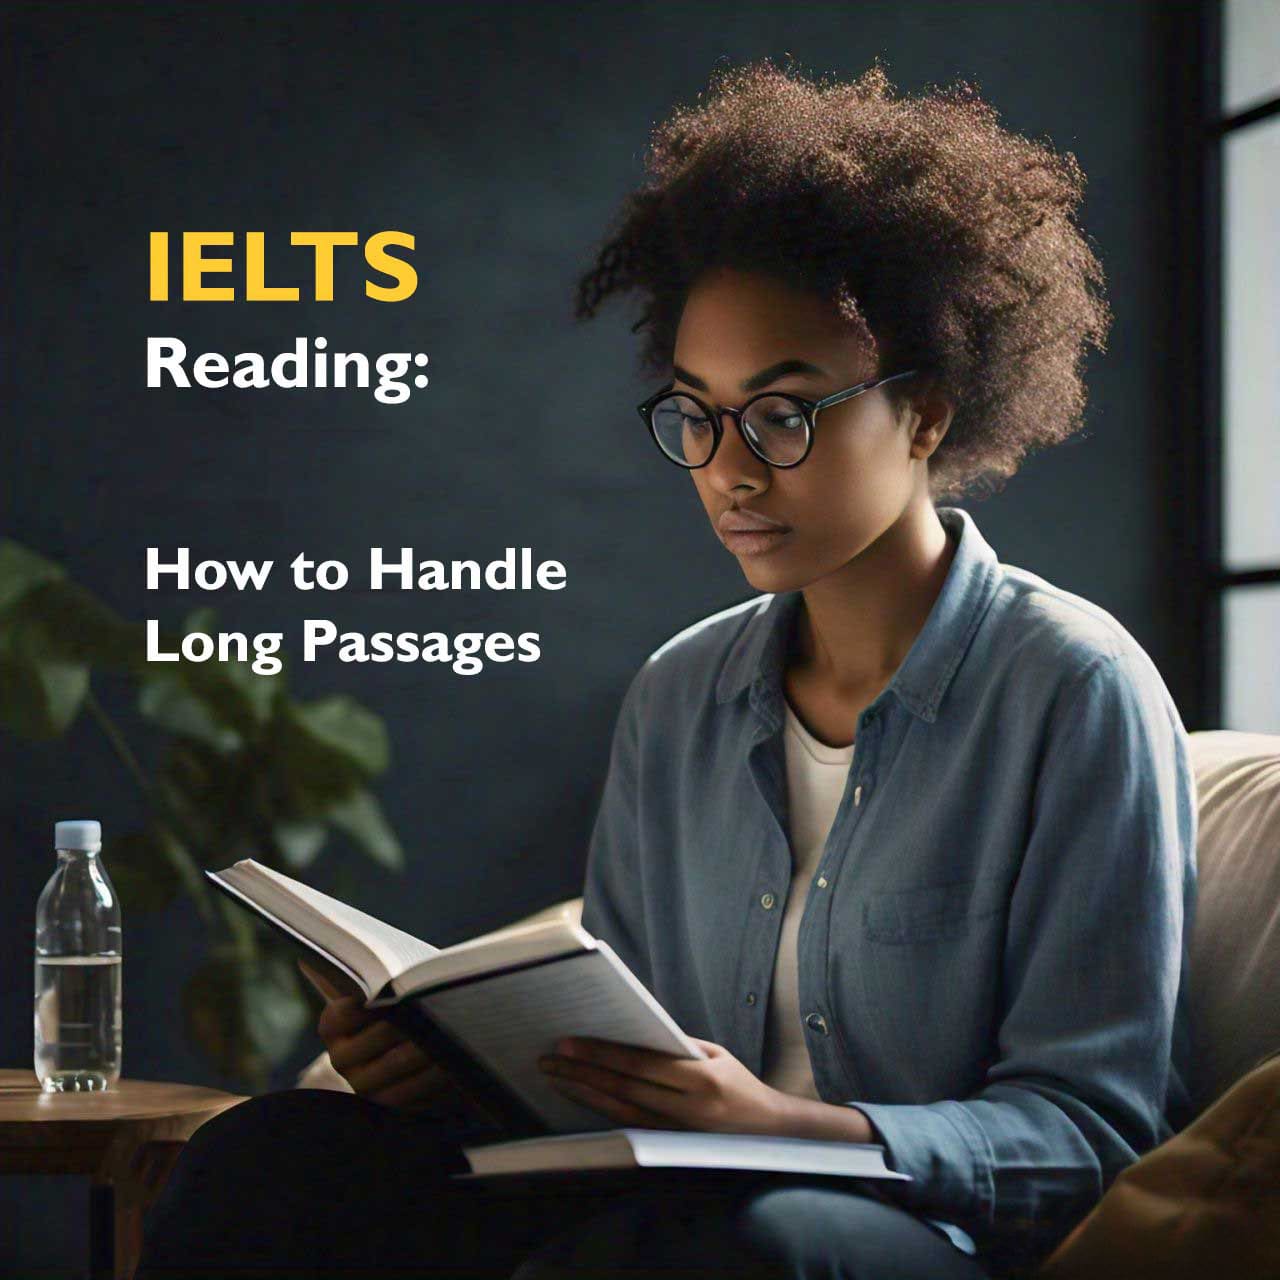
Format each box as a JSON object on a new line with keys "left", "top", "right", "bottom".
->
{"left": 720, "top": 527, "right": 791, "bottom": 555}
{"left": 716, "top": 509, "right": 791, "bottom": 556}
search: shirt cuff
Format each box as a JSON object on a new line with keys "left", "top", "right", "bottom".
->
{"left": 846, "top": 1099, "right": 996, "bottom": 1223}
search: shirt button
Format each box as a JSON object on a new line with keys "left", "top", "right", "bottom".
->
{"left": 760, "top": 892, "right": 776, "bottom": 909}
{"left": 853, "top": 784, "right": 862, "bottom": 807}
{"left": 745, "top": 991, "right": 757, "bottom": 1006}
{"left": 805, "top": 1012, "right": 829, "bottom": 1035}
{"left": 816, "top": 875, "right": 828, "bottom": 888}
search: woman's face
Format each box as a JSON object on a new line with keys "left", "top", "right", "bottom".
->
{"left": 670, "top": 267, "right": 943, "bottom": 595}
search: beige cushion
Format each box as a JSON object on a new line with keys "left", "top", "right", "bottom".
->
{"left": 1186, "top": 730, "right": 1280, "bottom": 1113}
{"left": 296, "top": 1046, "right": 353, "bottom": 1092}
{"left": 295, "top": 896, "right": 586, "bottom": 1091}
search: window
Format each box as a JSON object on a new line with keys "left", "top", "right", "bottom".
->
{"left": 1175, "top": 1, "right": 1280, "bottom": 732}
{"left": 1216, "top": 0, "right": 1280, "bottom": 731}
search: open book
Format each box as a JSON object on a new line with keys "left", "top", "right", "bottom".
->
{"left": 208, "top": 860, "right": 909, "bottom": 1185}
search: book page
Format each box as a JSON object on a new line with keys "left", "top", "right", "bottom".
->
{"left": 389, "top": 914, "right": 593, "bottom": 999}
{"left": 221, "top": 861, "right": 439, "bottom": 993}
{"left": 417, "top": 949, "right": 701, "bottom": 1134}
{"left": 207, "top": 870, "right": 377, "bottom": 998}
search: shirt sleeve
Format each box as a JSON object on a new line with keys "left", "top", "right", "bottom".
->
{"left": 848, "top": 652, "right": 1197, "bottom": 1267}
{"left": 578, "top": 661, "right": 655, "bottom": 993}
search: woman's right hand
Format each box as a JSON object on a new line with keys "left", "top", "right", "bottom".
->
{"left": 300, "top": 959, "right": 489, "bottom": 1120}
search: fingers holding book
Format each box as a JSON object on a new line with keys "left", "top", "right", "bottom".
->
{"left": 537, "top": 1034, "right": 797, "bottom": 1137}
{"left": 322, "top": 1006, "right": 406, "bottom": 1065}
{"left": 309, "top": 978, "right": 437, "bottom": 1093}
{"left": 300, "top": 958, "right": 496, "bottom": 1123}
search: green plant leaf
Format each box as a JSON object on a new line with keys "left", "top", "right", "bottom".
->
{"left": 273, "top": 818, "right": 328, "bottom": 870}
{"left": 155, "top": 771, "right": 220, "bottom": 861}
{"left": 137, "top": 607, "right": 282, "bottom": 743}
{"left": 0, "top": 540, "right": 64, "bottom": 616}
{"left": 182, "top": 606, "right": 219, "bottom": 635}
{"left": 180, "top": 605, "right": 284, "bottom": 717}
{"left": 104, "top": 827, "right": 184, "bottom": 913}
{"left": 183, "top": 951, "right": 261, "bottom": 1082}
{"left": 288, "top": 696, "right": 390, "bottom": 777}
{"left": 154, "top": 740, "right": 271, "bottom": 879}
{"left": 148, "top": 739, "right": 236, "bottom": 871}
{"left": 221, "top": 645, "right": 284, "bottom": 718}
{"left": 0, "top": 646, "right": 88, "bottom": 738}
{"left": 327, "top": 786, "right": 404, "bottom": 871}
{"left": 268, "top": 724, "right": 360, "bottom": 817}
{"left": 146, "top": 651, "right": 276, "bottom": 740}
{"left": 14, "top": 578, "right": 142, "bottom": 670}
{"left": 138, "top": 672, "right": 243, "bottom": 752}
{"left": 268, "top": 696, "right": 391, "bottom": 820}
{"left": 243, "top": 947, "right": 312, "bottom": 1066}
{"left": 184, "top": 945, "right": 309, "bottom": 1085}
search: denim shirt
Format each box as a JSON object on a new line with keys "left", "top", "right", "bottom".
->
{"left": 580, "top": 505, "right": 1197, "bottom": 1276}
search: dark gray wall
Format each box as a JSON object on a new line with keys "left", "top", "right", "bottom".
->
{"left": 1, "top": 2, "right": 1187, "bottom": 1272}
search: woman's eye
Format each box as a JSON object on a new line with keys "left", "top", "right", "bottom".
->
{"left": 681, "top": 414, "right": 712, "bottom": 432}
{"left": 763, "top": 413, "right": 804, "bottom": 431}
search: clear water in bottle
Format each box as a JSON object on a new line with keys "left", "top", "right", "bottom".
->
{"left": 34, "top": 955, "right": 122, "bottom": 1089}
{"left": 34, "top": 820, "right": 123, "bottom": 1091}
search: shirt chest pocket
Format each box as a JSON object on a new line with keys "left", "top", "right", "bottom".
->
{"left": 862, "top": 874, "right": 1008, "bottom": 944}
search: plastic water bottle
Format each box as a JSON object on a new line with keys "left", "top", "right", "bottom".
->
{"left": 34, "top": 820, "right": 123, "bottom": 1091}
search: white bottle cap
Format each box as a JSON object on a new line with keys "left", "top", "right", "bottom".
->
{"left": 55, "top": 820, "right": 102, "bottom": 851}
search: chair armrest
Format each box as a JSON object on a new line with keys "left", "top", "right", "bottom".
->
{"left": 296, "top": 1048, "right": 354, "bottom": 1092}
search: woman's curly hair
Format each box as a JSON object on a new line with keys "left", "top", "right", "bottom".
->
{"left": 574, "top": 57, "right": 1112, "bottom": 501}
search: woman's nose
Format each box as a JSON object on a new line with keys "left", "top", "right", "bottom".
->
{"left": 704, "top": 410, "right": 767, "bottom": 490}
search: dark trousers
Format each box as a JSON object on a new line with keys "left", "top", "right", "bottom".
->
{"left": 135, "top": 1088, "right": 993, "bottom": 1280}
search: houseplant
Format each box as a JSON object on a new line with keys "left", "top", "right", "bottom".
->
{"left": 1, "top": 539, "right": 403, "bottom": 1092}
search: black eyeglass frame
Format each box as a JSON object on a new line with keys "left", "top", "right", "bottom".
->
{"left": 636, "top": 368, "right": 922, "bottom": 469}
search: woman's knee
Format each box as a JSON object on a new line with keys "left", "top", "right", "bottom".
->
{"left": 172, "top": 1087, "right": 466, "bottom": 1194}
{"left": 734, "top": 1184, "right": 987, "bottom": 1279}
{"left": 181, "top": 1089, "right": 370, "bottom": 1167}
{"left": 514, "top": 1179, "right": 987, "bottom": 1280}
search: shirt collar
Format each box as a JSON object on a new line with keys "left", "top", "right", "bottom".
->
{"left": 713, "top": 505, "right": 1002, "bottom": 724}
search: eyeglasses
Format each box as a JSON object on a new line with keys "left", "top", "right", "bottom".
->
{"left": 636, "top": 369, "right": 921, "bottom": 469}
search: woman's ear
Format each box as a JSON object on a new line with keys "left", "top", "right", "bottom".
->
{"left": 907, "top": 385, "right": 954, "bottom": 462}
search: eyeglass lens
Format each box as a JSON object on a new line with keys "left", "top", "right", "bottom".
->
{"left": 649, "top": 394, "right": 810, "bottom": 467}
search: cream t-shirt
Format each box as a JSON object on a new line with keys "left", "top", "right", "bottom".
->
{"left": 760, "top": 698, "right": 856, "bottom": 1100}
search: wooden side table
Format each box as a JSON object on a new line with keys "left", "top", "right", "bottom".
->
{"left": 0, "top": 1069, "right": 249, "bottom": 1280}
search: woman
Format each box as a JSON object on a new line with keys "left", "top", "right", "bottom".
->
{"left": 136, "top": 60, "right": 1195, "bottom": 1280}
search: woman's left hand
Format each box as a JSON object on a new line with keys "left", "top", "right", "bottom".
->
{"left": 537, "top": 1035, "right": 793, "bottom": 1135}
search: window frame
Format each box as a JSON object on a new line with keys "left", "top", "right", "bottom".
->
{"left": 1164, "top": 0, "right": 1280, "bottom": 729}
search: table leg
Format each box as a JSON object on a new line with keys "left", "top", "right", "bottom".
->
{"left": 92, "top": 1141, "right": 186, "bottom": 1280}
{"left": 89, "top": 1183, "right": 114, "bottom": 1280}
